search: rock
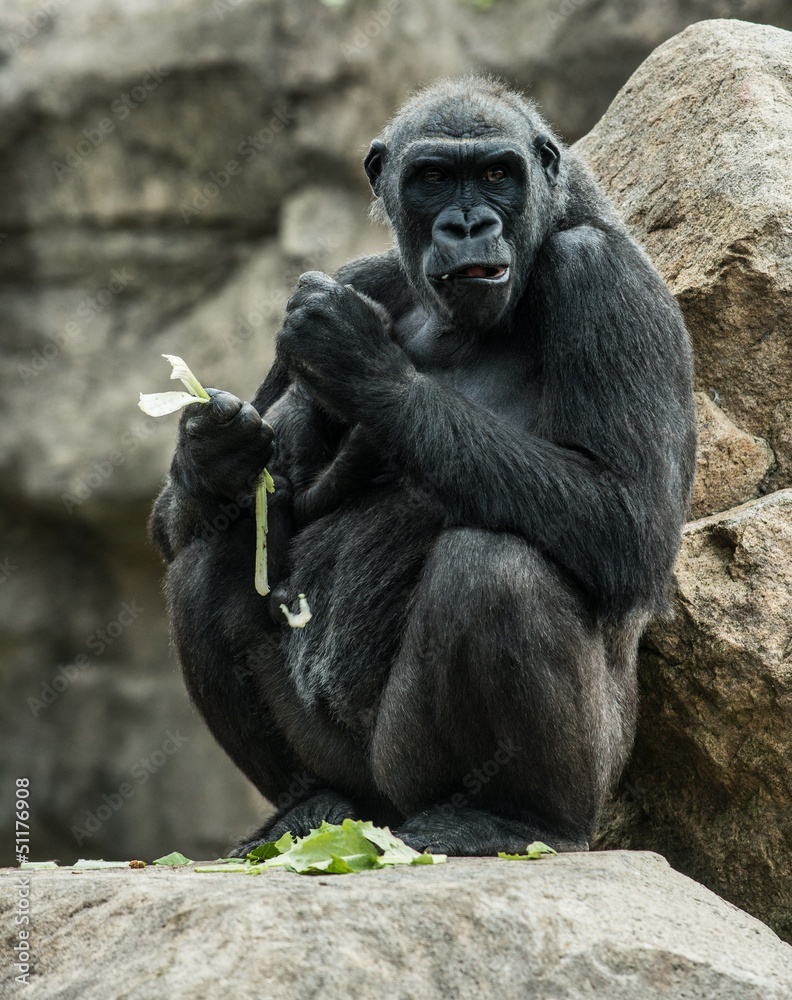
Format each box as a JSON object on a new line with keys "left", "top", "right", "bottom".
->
{"left": 464, "top": 0, "right": 792, "bottom": 141}
{"left": 691, "top": 391, "right": 773, "bottom": 518}
{"left": 3, "top": 853, "right": 792, "bottom": 998}
{"left": 279, "top": 185, "right": 390, "bottom": 271}
{"left": 576, "top": 18, "right": 792, "bottom": 491}
{"left": 596, "top": 491, "right": 792, "bottom": 943}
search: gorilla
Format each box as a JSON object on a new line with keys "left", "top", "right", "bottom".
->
{"left": 150, "top": 76, "right": 696, "bottom": 857}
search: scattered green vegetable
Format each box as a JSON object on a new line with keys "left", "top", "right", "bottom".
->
{"left": 139, "top": 354, "right": 280, "bottom": 599}
{"left": 195, "top": 819, "right": 446, "bottom": 876}
{"left": 497, "top": 841, "right": 558, "bottom": 861}
{"left": 71, "top": 859, "right": 131, "bottom": 870}
{"left": 152, "top": 851, "right": 193, "bottom": 867}
{"left": 19, "top": 859, "right": 147, "bottom": 870}
{"left": 138, "top": 354, "right": 210, "bottom": 416}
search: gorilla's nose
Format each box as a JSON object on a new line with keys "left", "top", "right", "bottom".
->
{"left": 432, "top": 206, "right": 503, "bottom": 249}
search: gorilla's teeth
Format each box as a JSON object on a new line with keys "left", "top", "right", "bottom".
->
{"left": 440, "top": 274, "right": 449, "bottom": 280}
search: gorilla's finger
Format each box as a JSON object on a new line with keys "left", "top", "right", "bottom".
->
{"left": 234, "top": 401, "right": 268, "bottom": 434}
{"left": 205, "top": 388, "right": 243, "bottom": 422}
{"left": 286, "top": 272, "right": 338, "bottom": 312}
{"left": 260, "top": 420, "right": 275, "bottom": 448}
{"left": 297, "top": 270, "right": 336, "bottom": 290}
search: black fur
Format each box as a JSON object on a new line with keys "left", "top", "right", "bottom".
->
{"left": 150, "top": 77, "right": 696, "bottom": 857}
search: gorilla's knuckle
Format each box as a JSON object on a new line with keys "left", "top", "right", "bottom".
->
{"left": 207, "top": 389, "right": 243, "bottom": 423}
{"left": 182, "top": 405, "right": 213, "bottom": 438}
{"left": 298, "top": 270, "right": 333, "bottom": 289}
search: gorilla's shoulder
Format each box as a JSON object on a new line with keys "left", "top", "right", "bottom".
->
{"left": 334, "top": 248, "right": 415, "bottom": 319}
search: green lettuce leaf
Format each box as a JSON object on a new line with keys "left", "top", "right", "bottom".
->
{"left": 194, "top": 819, "right": 445, "bottom": 876}
{"left": 497, "top": 841, "right": 558, "bottom": 861}
{"left": 152, "top": 851, "right": 193, "bottom": 867}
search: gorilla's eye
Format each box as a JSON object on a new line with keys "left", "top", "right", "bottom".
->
{"left": 422, "top": 166, "right": 447, "bottom": 183}
{"left": 483, "top": 165, "right": 507, "bottom": 183}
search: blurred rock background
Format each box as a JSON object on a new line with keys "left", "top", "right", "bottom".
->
{"left": 1, "top": 0, "right": 791, "bottom": 940}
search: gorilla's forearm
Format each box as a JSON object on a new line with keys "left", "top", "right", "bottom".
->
{"left": 148, "top": 467, "right": 255, "bottom": 563}
{"left": 363, "top": 373, "right": 674, "bottom": 616}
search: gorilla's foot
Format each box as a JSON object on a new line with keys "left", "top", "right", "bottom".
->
{"left": 396, "top": 804, "right": 588, "bottom": 857}
{"left": 229, "top": 789, "right": 359, "bottom": 857}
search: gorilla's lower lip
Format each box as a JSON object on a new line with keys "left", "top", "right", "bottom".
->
{"left": 431, "top": 265, "right": 510, "bottom": 283}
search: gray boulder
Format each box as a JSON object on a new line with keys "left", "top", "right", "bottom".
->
{"left": 576, "top": 18, "right": 792, "bottom": 943}
{"left": 597, "top": 492, "right": 792, "bottom": 943}
{"left": 2, "top": 852, "right": 792, "bottom": 999}
{"left": 577, "top": 18, "right": 792, "bottom": 493}
{"left": 690, "top": 391, "right": 772, "bottom": 518}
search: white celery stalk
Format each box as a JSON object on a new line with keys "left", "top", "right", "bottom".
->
{"left": 279, "top": 593, "right": 312, "bottom": 629}
{"left": 140, "top": 354, "right": 279, "bottom": 603}
{"left": 138, "top": 354, "right": 211, "bottom": 415}
{"left": 255, "top": 469, "right": 276, "bottom": 596}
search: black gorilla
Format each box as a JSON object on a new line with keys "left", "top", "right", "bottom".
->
{"left": 150, "top": 77, "right": 696, "bottom": 856}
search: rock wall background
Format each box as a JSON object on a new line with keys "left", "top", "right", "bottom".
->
{"left": 1, "top": 0, "right": 791, "bottom": 940}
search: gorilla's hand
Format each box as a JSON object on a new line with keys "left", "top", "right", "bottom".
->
{"left": 172, "top": 388, "right": 274, "bottom": 501}
{"left": 278, "top": 271, "right": 413, "bottom": 418}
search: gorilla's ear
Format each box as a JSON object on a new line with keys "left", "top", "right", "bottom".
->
{"left": 533, "top": 135, "right": 561, "bottom": 187}
{"left": 364, "top": 140, "right": 388, "bottom": 195}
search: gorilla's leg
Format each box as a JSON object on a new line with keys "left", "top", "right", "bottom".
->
{"left": 166, "top": 515, "right": 307, "bottom": 806}
{"left": 372, "top": 528, "right": 640, "bottom": 856}
{"left": 167, "top": 506, "right": 385, "bottom": 853}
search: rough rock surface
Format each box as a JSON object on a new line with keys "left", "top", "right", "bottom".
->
{"left": 577, "top": 18, "right": 792, "bottom": 491}
{"left": 3, "top": 853, "right": 792, "bottom": 999}
{"left": 577, "top": 18, "right": 792, "bottom": 942}
{"left": 691, "top": 391, "right": 773, "bottom": 518}
{"left": 596, "top": 491, "right": 792, "bottom": 942}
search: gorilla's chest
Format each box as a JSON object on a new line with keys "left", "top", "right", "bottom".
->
{"left": 394, "top": 309, "right": 542, "bottom": 433}
{"left": 441, "top": 362, "right": 540, "bottom": 432}
{"left": 406, "top": 341, "right": 541, "bottom": 434}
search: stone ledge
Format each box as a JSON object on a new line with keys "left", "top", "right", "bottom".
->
{"left": 3, "top": 851, "right": 792, "bottom": 999}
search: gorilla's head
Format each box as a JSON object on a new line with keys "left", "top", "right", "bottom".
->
{"left": 364, "top": 77, "right": 566, "bottom": 331}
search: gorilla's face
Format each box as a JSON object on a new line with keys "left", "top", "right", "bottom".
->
{"left": 399, "top": 139, "right": 522, "bottom": 325}
{"left": 365, "top": 101, "right": 561, "bottom": 332}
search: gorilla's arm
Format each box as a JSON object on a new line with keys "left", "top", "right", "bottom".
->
{"left": 149, "top": 364, "right": 285, "bottom": 563}
{"left": 279, "top": 228, "right": 695, "bottom": 617}
{"left": 383, "top": 229, "right": 693, "bottom": 614}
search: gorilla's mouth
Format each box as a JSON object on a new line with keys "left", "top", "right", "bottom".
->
{"left": 433, "top": 264, "right": 509, "bottom": 283}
